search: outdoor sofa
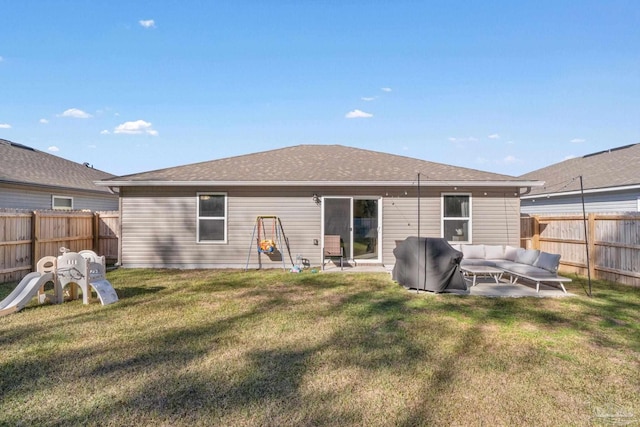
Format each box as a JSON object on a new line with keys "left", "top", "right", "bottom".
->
{"left": 451, "top": 244, "right": 572, "bottom": 293}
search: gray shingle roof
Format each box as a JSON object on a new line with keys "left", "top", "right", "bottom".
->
{"left": 104, "top": 144, "right": 528, "bottom": 184}
{"left": 520, "top": 143, "right": 640, "bottom": 196}
{"left": 0, "top": 139, "right": 115, "bottom": 193}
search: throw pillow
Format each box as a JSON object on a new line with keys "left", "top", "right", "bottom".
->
{"left": 534, "top": 252, "right": 561, "bottom": 273}
{"left": 515, "top": 248, "right": 540, "bottom": 265}
{"left": 504, "top": 246, "right": 519, "bottom": 261}
{"left": 484, "top": 245, "right": 505, "bottom": 259}
{"left": 462, "top": 245, "right": 485, "bottom": 259}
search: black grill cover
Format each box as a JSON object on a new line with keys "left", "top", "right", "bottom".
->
{"left": 392, "top": 237, "right": 467, "bottom": 293}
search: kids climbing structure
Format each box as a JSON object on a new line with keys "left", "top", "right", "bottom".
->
{"left": 57, "top": 249, "right": 118, "bottom": 306}
{"left": 0, "top": 249, "right": 118, "bottom": 317}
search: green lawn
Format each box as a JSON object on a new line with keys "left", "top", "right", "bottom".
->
{"left": 1, "top": 269, "right": 639, "bottom": 426}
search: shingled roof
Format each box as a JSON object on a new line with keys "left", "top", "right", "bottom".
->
{"left": 520, "top": 143, "right": 640, "bottom": 196}
{"left": 100, "top": 144, "right": 540, "bottom": 187}
{"left": 0, "top": 139, "right": 115, "bottom": 193}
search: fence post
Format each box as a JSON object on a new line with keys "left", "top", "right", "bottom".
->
{"left": 532, "top": 216, "right": 540, "bottom": 250}
{"left": 31, "top": 211, "right": 40, "bottom": 271}
{"left": 93, "top": 212, "right": 100, "bottom": 253}
{"left": 118, "top": 199, "right": 123, "bottom": 267}
{"left": 588, "top": 213, "right": 597, "bottom": 279}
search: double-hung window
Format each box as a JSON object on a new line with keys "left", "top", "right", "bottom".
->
{"left": 442, "top": 194, "right": 471, "bottom": 243}
{"left": 197, "top": 193, "right": 227, "bottom": 243}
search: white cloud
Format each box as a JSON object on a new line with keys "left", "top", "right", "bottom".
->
{"left": 345, "top": 109, "right": 373, "bottom": 119}
{"left": 0, "top": 123, "right": 11, "bottom": 129}
{"left": 139, "top": 19, "right": 156, "bottom": 28}
{"left": 503, "top": 155, "right": 519, "bottom": 164}
{"left": 488, "top": 133, "right": 500, "bottom": 139}
{"left": 570, "top": 138, "right": 585, "bottom": 143}
{"left": 564, "top": 154, "right": 577, "bottom": 160}
{"left": 361, "top": 97, "right": 376, "bottom": 102}
{"left": 58, "top": 108, "right": 92, "bottom": 119}
{"left": 381, "top": 87, "right": 392, "bottom": 92}
{"left": 48, "top": 146, "right": 59, "bottom": 152}
{"left": 39, "top": 118, "right": 49, "bottom": 124}
{"left": 88, "top": 144, "right": 97, "bottom": 149}
{"left": 0, "top": 56, "right": 3, "bottom": 62}
{"left": 506, "top": 140, "right": 514, "bottom": 144}
{"left": 100, "top": 129, "right": 110, "bottom": 135}
{"left": 114, "top": 119, "right": 158, "bottom": 135}
{"left": 449, "top": 136, "right": 478, "bottom": 143}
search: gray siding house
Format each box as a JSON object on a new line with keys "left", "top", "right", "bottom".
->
{"left": 520, "top": 143, "right": 640, "bottom": 214}
{"left": 97, "top": 145, "right": 542, "bottom": 269}
{"left": 1, "top": 139, "right": 118, "bottom": 211}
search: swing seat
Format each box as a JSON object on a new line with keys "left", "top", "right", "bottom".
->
{"left": 259, "top": 239, "right": 276, "bottom": 253}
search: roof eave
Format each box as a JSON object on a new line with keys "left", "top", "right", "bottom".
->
{"left": 521, "top": 183, "right": 640, "bottom": 199}
{"left": 1, "top": 179, "right": 117, "bottom": 195}
{"left": 96, "top": 179, "right": 544, "bottom": 188}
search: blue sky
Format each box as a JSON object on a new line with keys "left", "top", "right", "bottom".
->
{"left": 1, "top": 1, "right": 638, "bottom": 177}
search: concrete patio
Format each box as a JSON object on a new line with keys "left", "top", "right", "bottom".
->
{"left": 320, "top": 262, "right": 575, "bottom": 298}
{"left": 457, "top": 278, "right": 575, "bottom": 298}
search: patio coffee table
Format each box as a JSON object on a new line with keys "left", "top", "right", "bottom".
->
{"left": 460, "top": 265, "right": 503, "bottom": 287}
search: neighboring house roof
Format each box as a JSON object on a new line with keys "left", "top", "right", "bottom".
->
{"left": 520, "top": 143, "right": 640, "bottom": 197}
{"left": 98, "top": 144, "right": 542, "bottom": 188}
{"left": 0, "top": 138, "right": 115, "bottom": 194}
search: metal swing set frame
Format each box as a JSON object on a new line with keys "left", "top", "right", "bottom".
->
{"left": 244, "top": 216, "right": 294, "bottom": 271}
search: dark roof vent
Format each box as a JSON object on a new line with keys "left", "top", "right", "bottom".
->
{"left": 0, "top": 139, "right": 37, "bottom": 151}
{"left": 10, "top": 142, "right": 37, "bottom": 151}
{"left": 583, "top": 143, "right": 637, "bottom": 158}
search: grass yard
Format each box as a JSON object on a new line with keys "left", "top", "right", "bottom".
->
{"left": 1, "top": 269, "right": 639, "bottom": 426}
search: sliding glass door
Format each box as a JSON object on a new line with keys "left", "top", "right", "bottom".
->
{"left": 323, "top": 197, "right": 380, "bottom": 262}
{"left": 323, "top": 197, "right": 351, "bottom": 260}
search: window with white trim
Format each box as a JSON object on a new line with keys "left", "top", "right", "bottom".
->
{"left": 197, "top": 193, "right": 227, "bottom": 243}
{"left": 52, "top": 195, "right": 73, "bottom": 210}
{"left": 442, "top": 194, "right": 471, "bottom": 243}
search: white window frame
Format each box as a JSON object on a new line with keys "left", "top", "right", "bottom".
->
{"left": 52, "top": 195, "right": 73, "bottom": 210}
{"left": 441, "top": 193, "right": 472, "bottom": 244}
{"left": 196, "top": 192, "right": 227, "bottom": 244}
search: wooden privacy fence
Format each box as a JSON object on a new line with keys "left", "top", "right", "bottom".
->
{"left": 0, "top": 210, "right": 119, "bottom": 284}
{"left": 521, "top": 213, "right": 640, "bottom": 287}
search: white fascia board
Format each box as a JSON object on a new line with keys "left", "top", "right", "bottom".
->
{"left": 521, "top": 183, "right": 640, "bottom": 199}
{"left": 95, "top": 180, "right": 544, "bottom": 188}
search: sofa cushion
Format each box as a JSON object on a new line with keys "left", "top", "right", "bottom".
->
{"left": 533, "top": 251, "right": 561, "bottom": 273}
{"left": 460, "top": 259, "right": 497, "bottom": 267}
{"left": 514, "top": 249, "right": 540, "bottom": 266}
{"left": 504, "top": 245, "right": 519, "bottom": 261}
{"left": 462, "top": 245, "right": 485, "bottom": 259}
{"left": 484, "top": 245, "right": 505, "bottom": 260}
{"left": 492, "top": 260, "right": 521, "bottom": 270}
{"left": 503, "top": 263, "right": 554, "bottom": 278}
